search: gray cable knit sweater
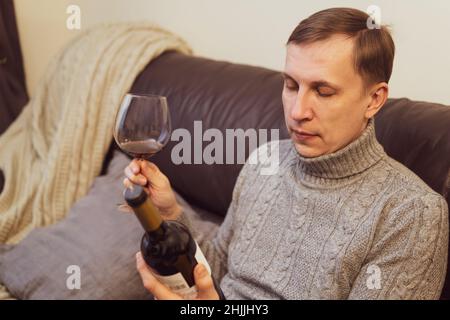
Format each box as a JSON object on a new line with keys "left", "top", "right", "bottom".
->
{"left": 181, "top": 119, "right": 449, "bottom": 300}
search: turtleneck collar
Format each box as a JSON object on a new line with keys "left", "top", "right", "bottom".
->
{"left": 292, "top": 118, "right": 386, "bottom": 183}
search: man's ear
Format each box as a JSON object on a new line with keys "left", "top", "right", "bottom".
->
{"left": 364, "top": 82, "right": 389, "bottom": 119}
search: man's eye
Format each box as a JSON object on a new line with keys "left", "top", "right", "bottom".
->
{"left": 284, "top": 81, "right": 298, "bottom": 91}
{"left": 316, "top": 87, "right": 335, "bottom": 97}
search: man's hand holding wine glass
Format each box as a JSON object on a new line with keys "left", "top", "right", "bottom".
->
{"left": 123, "top": 159, "right": 182, "bottom": 220}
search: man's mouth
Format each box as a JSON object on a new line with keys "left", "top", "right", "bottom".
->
{"left": 291, "top": 129, "right": 318, "bottom": 142}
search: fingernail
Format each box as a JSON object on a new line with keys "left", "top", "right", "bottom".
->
{"left": 140, "top": 178, "right": 147, "bottom": 185}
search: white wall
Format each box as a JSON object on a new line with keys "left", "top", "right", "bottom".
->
{"left": 14, "top": 0, "right": 450, "bottom": 104}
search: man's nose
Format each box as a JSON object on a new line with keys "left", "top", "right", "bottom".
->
{"left": 290, "top": 89, "right": 314, "bottom": 121}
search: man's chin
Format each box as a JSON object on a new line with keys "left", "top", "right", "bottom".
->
{"left": 293, "top": 141, "right": 324, "bottom": 158}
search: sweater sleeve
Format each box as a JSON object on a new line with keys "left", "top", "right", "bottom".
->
{"left": 348, "top": 193, "right": 449, "bottom": 300}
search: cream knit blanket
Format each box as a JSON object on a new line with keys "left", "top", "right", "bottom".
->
{"left": 0, "top": 22, "right": 191, "bottom": 298}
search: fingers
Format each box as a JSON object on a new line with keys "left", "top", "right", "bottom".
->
{"left": 141, "top": 161, "right": 170, "bottom": 190}
{"left": 123, "top": 178, "right": 132, "bottom": 189}
{"left": 194, "top": 264, "right": 220, "bottom": 300}
{"left": 136, "top": 252, "right": 182, "bottom": 300}
{"left": 140, "top": 161, "right": 161, "bottom": 179}
{"left": 124, "top": 165, "right": 147, "bottom": 186}
{"left": 142, "top": 161, "right": 159, "bottom": 173}
{"left": 129, "top": 159, "right": 141, "bottom": 174}
{"left": 123, "top": 160, "right": 165, "bottom": 189}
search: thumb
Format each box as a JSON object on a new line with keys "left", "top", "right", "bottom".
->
{"left": 141, "top": 161, "right": 166, "bottom": 188}
{"left": 194, "top": 264, "right": 219, "bottom": 300}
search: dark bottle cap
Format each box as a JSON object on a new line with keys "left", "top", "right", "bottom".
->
{"left": 124, "top": 185, "right": 147, "bottom": 207}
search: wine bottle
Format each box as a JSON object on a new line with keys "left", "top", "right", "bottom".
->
{"left": 124, "top": 185, "right": 225, "bottom": 300}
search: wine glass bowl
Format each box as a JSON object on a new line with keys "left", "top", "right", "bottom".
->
{"left": 113, "top": 93, "right": 171, "bottom": 160}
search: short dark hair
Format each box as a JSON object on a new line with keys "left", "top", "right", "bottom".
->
{"left": 287, "top": 7, "right": 395, "bottom": 87}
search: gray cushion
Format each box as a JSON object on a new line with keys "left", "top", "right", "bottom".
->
{"left": 0, "top": 150, "right": 220, "bottom": 299}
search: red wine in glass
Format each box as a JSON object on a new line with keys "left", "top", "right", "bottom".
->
{"left": 119, "top": 138, "right": 164, "bottom": 159}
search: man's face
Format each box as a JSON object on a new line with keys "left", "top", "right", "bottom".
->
{"left": 282, "top": 35, "right": 372, "bottom": 158}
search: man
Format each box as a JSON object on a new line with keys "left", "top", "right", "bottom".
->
{"left": 124, "top": 8, "right": 448, "bottom": 299}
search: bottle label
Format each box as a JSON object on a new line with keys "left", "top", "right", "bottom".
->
{"left": 152, "top": 241, "right": 212, "bottom": 299}
{"left": 194, "top": 241, "right": 212, "bottom": 275}
{"left": 152, "top": 272, "right": 198, "bottom": 299}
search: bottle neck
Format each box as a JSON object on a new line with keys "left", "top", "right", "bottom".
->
{"left": 133, "top": 198, "right": 163, "bottom": 233}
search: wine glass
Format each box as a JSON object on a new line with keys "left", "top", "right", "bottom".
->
{"left": 113, "top": 93, "right": 172, "bottom": 211}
